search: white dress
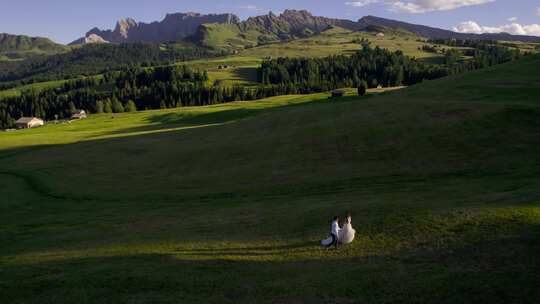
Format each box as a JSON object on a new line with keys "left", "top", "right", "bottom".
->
{"left": 339, "top": 216, "right": 356, "bottom": 244}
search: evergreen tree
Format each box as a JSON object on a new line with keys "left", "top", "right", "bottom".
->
{"left": 125, "top": 100, "right": 137, "bottom": 112}
{"left": 68, "top": 101, "right": 77, "bottom": 114}
{"left": 111, "top": 98, "right": 124, "bottom": 113}
{"left": 95, "top": 100, "right": 104, "bottom": 114}
{"left": 103, "top": 99, "right": 113, "bottom": 113}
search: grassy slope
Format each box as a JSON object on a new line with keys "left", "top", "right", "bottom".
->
{"left": 193, "top": 28, "right": 453, "bottom": 87}
{"left": 0, "top": 34, "right": 69, "bottom": 61}
{"left": 1, "top": 54, "right": 540, "bottom": 303}
{"left": 0, "top": 79, "right": 70, "bottom": 98}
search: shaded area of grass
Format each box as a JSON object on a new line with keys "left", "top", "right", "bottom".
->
{"left": 2, "top": 210, "right": 539, "bottom": 303}
{"left": 1, "top": 55, "right": 540, "bottom": 303}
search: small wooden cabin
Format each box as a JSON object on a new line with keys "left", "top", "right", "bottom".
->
{"left": 71, "top": 110, "right": 87, "bottom": 120}
{"left": 15, "top": 117, "right": 44, "bottom": 129}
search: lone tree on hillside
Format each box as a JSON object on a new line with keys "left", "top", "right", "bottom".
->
{"left": 358, "top": 81, "right": 368, "bottom": 96}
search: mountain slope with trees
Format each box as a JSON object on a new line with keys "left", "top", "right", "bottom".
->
{"left": 358, "top": 15, "right": 540, "bottom": 43}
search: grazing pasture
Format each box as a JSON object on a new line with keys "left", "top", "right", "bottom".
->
{"left": 1, "top": 55, "right": 540, "bottom": 303}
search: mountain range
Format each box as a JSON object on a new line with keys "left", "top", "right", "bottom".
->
{"left": 69, "top": 10, "right": 540, "bottom": 47}
{"left": 1, "top": 9, "right": 540, "bottom": 58}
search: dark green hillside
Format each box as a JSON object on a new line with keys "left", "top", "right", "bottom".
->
{"left": 358, "top": 15, "right": 540, "bottom": 43}
{"left": 0, "top": 42, "right": 222, "bottom": 88}
{"left": 0, "top": 54, "right": 539, "bottom": 303}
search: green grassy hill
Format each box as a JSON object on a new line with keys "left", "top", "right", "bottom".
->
{"left": 1, "top": 55, "right": 539, "bottom": 303}
{"left": 0, "top": 33, "right": 69, "bottom": 60}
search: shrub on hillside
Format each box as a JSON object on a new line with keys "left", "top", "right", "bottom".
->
{"left": 358, "top": 81, "right": 368, "bottom": 96}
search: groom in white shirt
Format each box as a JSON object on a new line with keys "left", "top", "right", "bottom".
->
{"left": 330, "top": 216, "right": 341, "bottom": 248}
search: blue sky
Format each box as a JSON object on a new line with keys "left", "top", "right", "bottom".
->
{"left": 1, "top": 0, "right": 539, "bottom": 44}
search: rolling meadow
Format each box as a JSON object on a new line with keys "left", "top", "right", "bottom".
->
{"left": 1, "top": 53, "right": 539, "bottom": 303}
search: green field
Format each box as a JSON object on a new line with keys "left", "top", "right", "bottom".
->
{"left": 1, "top": 54, "right": 540, "bottom": 303}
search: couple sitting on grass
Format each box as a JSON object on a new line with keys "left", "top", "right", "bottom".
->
{"left": 321, "top": 214, "right": 356, "bottom": 248}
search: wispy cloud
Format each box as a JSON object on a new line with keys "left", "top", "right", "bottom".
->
{"left": 453, "top": 20, "right": 540, "bottom": 37}
{"left": 508, "top": 17, "right": 517, "bottom": 22}
{"left": 345, "top": 0, "right": 494, "bottom": 14}
{"left": 237, "top": 5, "right": 266, "bottom": 13}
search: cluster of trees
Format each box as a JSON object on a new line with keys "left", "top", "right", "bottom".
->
{"left": 0, "top": 42, "right": 226, "bottom": 90}
{"left": 426, "top": 39, "right": 499, "bottom": 48}
{"left": 443, "top": 44, "right": 521, "bottom": 74}
{"left": 421, "top": 45, "right": 439, "bottom": 53}
{"left": 259, "top": 45, "right": 451, "bottom": 89}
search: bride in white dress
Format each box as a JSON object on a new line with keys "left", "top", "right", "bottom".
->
{"left": 338, "top": 215, "right": 356, "bottom": 244}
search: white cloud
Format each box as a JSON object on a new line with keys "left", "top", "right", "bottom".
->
{"left": 453, "top": 20, "right": 540, "bottom": 36}
{"left": 346, "top": 0, "right": 380, "bottom": 7}
{"left": 507, "top": 17, "right": 517, "bottom": 22}
{"left": 391, "top": 0, "right": 495, "bottom": 13}
{"left": 345, "top": 0, "right": 494, "bottom": 13}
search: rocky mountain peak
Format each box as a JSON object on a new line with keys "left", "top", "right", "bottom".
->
{"left": 71, "top": 12, "right": 240, "bottom": 45}
{"left": 281, "top": 9, "right": 312, "bottom": 18}
{"left": 115, "top": 18, "right": 138, "bottom": 39}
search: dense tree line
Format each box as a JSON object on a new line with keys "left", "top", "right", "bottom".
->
{"left": 0, "top": 65, "right": 304, "bottom": 128}
{"left": 0, "top": 42, "right": 227, "bottom": 90}
{"left": 259, "top": 44, "right": 522, "bottom": 90}
{"left": 0, "top": 44, "right": 524, "bottom": 129}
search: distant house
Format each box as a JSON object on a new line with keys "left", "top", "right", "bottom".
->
{"left": 71, "top": 109, "right": 87, "bottom": 120}
{"left": 15, "top": 117, "right": 44, "bottom": 129}
{"left": 331, "top": 89, "right": 346, "bottom": 98}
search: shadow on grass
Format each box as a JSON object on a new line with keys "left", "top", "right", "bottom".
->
{"left": 2, "top": 225, "right": 540, "bottom": 304}
{"left": 100, "top": 94, "right": 345, "bottom": 137}
{"left": 232, "top": 67, "right": 258, "bottom": 82}
{"left": 418, "top": 56, "right": 445, "bottom": 65}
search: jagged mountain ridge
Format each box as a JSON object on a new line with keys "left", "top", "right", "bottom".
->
{"left": 70, "top": 12, "right": 239, "bottom": 45}
{"left": 189, "top": 10, "right": 366, "bottom": 50}
{"left": 71, "top": 10, "right": 540, "bottom": 47}
{"left": 238, "top": 10, "right": 361, "bottom": 39}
